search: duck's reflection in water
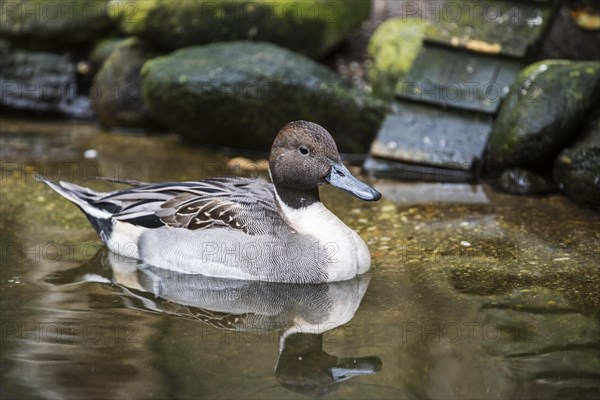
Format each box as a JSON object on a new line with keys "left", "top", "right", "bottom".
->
{"left": 276, "top": 332, "right": 381, "bottom": 396}
{"left": 109, "top": 250, "right": 382, "bottom": 396}
{"left": 6, "top": 247, "right": 380, "bottom": 397}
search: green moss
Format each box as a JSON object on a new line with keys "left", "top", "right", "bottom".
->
{"left": 367, "top": 17, "right": 429, "bottom": 99}
{"left": 110, "top": 0, "right": 371, "bottom": 58}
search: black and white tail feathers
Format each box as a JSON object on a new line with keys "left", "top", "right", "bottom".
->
{"left": 37, "top": 175, "right": 115, "bottom": 242}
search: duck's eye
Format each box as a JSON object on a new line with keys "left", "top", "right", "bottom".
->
{"left": 299, "top": 146, "right": 309, "bottom": 155}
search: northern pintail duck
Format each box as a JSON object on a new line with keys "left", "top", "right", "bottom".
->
{"left": 39, "top": 121, "right": 381, "bottom": 283}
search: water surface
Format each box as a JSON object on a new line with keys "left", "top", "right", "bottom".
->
{"left": 1, "top": 118, "right": 599, "bottom": 399}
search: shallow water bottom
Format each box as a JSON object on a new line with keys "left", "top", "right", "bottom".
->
{"left": 1, "top": 118, "right": 599, "bottom": 399}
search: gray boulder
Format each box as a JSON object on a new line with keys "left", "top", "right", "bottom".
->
{"left": 141, "top": 41, "right": 386, "bottom": 152}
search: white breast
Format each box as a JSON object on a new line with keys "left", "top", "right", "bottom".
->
{"left": 277, "top": 196, "right": 371, "bottom": 281}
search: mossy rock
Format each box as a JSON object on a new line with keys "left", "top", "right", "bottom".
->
{"left": 554, "top": 112, "right": 600, "bottom": 209}
{"left": 367, "top": 17, "right": 429, "bottom": 99}
{"left": 486, "top": 60, "right": 600, "bottom": 175}
{"left": 141, "top": 41, "right": 387, "bottom": 152}
{"left": 88, "top": 37, "right": 128, "bottom": 71}
{"left": 110, "top": 0, "right": 371, "bottom": 58}
{"left": 92, "top": 37, "right": 162, "bottom": 130}
{"left": 0, "top": 0, "right": 113, "bottom": 47}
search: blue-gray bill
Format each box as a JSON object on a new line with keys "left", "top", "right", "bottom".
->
{"left": 330, "top": 356, "right": 382, "bottom": 382}
{"left": 326, "top": 161, "right": 381, "bottom": 201}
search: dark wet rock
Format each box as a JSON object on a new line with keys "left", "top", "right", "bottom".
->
{"left": 0, "top": 44, "right": 93, "bottom": 118}
{"left": 111, "top": 0, "right": 371, "bottom": 59}
{"left": 491, "top": 167, "right": 555, "bottom": 195}
{"left": 539, "top": 6, "right": 600, "bottom": 61}
{"left": 92, "top": 38, "right": 161, "bottom": 130}
{"left": 141, "top": 42, "right": 387, "bottom": 152}
{"left": 0, "top": 0, "right": 113, "bottom": 48}
{"left": 367, "top": 17, "right": 428, "bottom": 99}
{"left": 553, "top": 113, "right": 600, "bottom": 208}
{"left": 486, "top": 60, "right": 600, "bottom": 175}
